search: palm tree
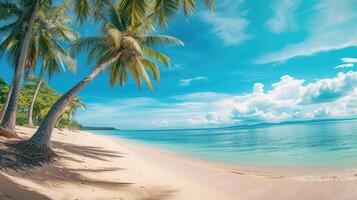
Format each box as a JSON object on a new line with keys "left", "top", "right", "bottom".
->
{"left": 0, "top": 0, "right": 42, "bottom": 136}
{"left": 26, "top": 5, "right": 77, "bottom": 126}
{"left": 1, "top": 3, "right": 77, "bottom": 127}
{"left": 19, "top": 1, "right": 183, "bottom": 152}
{"left": 0, "top": 0, "right": 99, "bottom": 135}
{"left": 0, "top": 0, "right": 215, "bottom": 137}
{"left": 13, "top": 0, "right": 214, "bottom": 158}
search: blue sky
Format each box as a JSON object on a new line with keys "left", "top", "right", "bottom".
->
{"left": 1, "top": 0, "right": 357, "bottom": 129}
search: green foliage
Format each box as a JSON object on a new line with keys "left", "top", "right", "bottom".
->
{"left": 0, "top": 77, "right": 84, "bottom": 129}
{"left": 0, "top": 1, "right": 77, "bottom": 77}
{"left": 71, "top": 2, "right": 184, "bottom": 92}
{"left": 16, "top": 80, "right": 61, "bottom": 126}
{"left": 0, "top": 78, "right": 9, "bottom": 110}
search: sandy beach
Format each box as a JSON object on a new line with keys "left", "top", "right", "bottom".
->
{"left": 1, "top": 126, "right": 357, "bottom": 200}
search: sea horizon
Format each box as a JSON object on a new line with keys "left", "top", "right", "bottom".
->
{"left": 88, "top": 117, "right": 357, "bottom": 131}
{"left": 93, "top": 118, "right": 357, "bottom": 169}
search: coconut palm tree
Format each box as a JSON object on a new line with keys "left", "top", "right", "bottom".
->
{"left": 18, "top": 1, "right": 183, "bottom": 152}
{"left": 0, "top": 0, "right": 100, "bottom": 135}
{"left": 26, "top": 5, "right": 77, "bottom": 126}
{"left": 0, "top": 3, "right": 76, "bottom": 128}
{"left": 0, "top": 0, "right": 42, "bottom": 136}
{"left": 0, "top": 0, "right": 215, "bottom": 137}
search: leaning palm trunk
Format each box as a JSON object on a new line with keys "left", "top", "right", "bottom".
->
{"left": 28, "top": 53, "right": 122, "bottom": 146}
{"left": 0, "top": 84, "right": 13, "bottom": 123}
{"left": 28, "top": 68, "right": 45, "bottom": 126}
{"left": 0, "top": 0, "right": 40, "bottom": 134}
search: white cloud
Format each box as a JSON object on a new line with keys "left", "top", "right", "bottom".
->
{"left": 200, "top": 0, "right": 250, "bottom": 45}
{"left": 334, "top": 57, "right": 357, "bottom": 69}
{"left": 230, "top": 71, "right": 357, "bottom": 122}
{"left": 256, "top": 0, "right": 357, "bottom": 64}
{"left": 335, "top": 63, "right": 354, "bottom": 69}
{"left": 266, "top": 0, "right": 300, "bottom": 33}
{"left": 301, "top": 71, "right": 357, "bottom": 103}
{"left": 341, "top": 57, "right": 357, "bottom": 63}
{"left": 77, "top": 72, "right": 357, "bottom": 129}
{"left": 253, "top": 83, "right": 264, "bottom": 93}
{"left": 179, "top": 76, "right": 207, "bottom": 86}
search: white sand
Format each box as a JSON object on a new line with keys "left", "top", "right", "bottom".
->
{"left": 1, "top": 126, "right": 357, "bottom": 200}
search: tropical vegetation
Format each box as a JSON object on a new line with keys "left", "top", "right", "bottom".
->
{"left": 0, "top": 77, "right": 85, "bottom": 129}
{"left": 0, "top": 0, "right": 76, "bottom": 135}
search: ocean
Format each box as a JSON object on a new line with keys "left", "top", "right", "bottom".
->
{"left": 93, "top": 119, "right": 357, "bottom": 168}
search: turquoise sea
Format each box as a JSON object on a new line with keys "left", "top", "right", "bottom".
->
{"left": 93, "top": 119, "right": 357, "bottom": 168}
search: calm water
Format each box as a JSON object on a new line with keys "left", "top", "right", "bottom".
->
{"left": 94, "top": 119, "right": 357, "bottom": 168}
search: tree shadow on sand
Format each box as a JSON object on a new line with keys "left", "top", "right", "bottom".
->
{"left": 52, "top": 140, "right": 125, "bottom": 162}
{"left": 0, "top": 137, "right": 176, "bottom": 200}
{"left": 0, "top": 139, "right": 130, "bottom": 188}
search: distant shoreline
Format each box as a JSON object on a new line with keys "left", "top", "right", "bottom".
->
{"left": 82, "top": 126, "right": 117, "bottom": 130}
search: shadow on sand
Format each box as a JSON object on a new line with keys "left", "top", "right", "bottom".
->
{"left": 0, "top": 138, "right": 175, "bottom": 200}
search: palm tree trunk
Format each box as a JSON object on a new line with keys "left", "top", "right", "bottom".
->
{"left": 0, "top": 0, "right": 40, "bottom": 133}
{"left": 29, "top": 52, "right": 122, "bottom": 146}
{"left": 0, "top": 84, "right": 13, "bottom": 123}
{"left": 28, "top": 68, "right": 45, "bottom": 126}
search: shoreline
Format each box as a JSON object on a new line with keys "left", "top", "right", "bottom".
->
{"left": 1, "top": 126, "right": 357, "bottom": 200}
{"left": 99, "top": 133, "right": 357, "bottom": 182}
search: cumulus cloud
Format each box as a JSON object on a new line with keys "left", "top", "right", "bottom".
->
{"left": 179, "top": 76, "right": 207, "bottom": 86}
{"left": 266, "top": 0, "right": 300, "bottom": 33}
{"left": 302, "top": 71, "right": 357, "bottom": 103}
{"left": 229, "top": 71, "right": 357, "bottom": 122}
{"left": 256, "top": 0, "right": 357, "bottom": 64}
{"left": 200, "top": 0, "right": 250, "bottom": 45}
{"left": 77, "top": 72, "right": 357, "bottom": 129}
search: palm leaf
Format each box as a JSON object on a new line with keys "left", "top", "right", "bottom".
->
{"left": 139, "top": 35, "right": 184, "bottom": 48}
{"left": 142, "top": 46, "right": 170, "bottom": 66}
{"left": 154, "top": 0, "right": 179, "bottom": 27}
{"left": 73, "top": 0, "right": 91, "bottom": 25}
{"left": 119, "top": 0, "right": 147, "bottom": 27}
{"left": 135, "top": 57, "right": 153, "bottom": 91}
{"left": 142, "top": 58, "right": 160, "bottom": 83}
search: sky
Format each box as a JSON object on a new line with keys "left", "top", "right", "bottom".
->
{"left": 1, "top": 0, "right": 357, "bottom": 129}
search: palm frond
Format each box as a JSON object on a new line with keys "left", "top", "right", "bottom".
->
{"left": 142, "top": 45, "right": 170, "bottom": 66}
{"left": 135, "top": 57, "right": 153, "bottom": 91}
{"left": 71, "top": 36, "right": 104, "bottom": 55}
{"left": 138, "top": 35, "right": 184, "bottom": 48}
{"left": 202, "top": 0, "right": 216, "bottom": 10}
{"left": 142, "top": 58, "right": 160, "bottom": 83}
{"left": 0, "top": 2, "right": 22, "bottom": 20}
{"left": 119, "top": 0, "right": 148, "bottom": 27}
{"left": 182, "top": 0, "right": 196, "bottom": 17}
{"left": 154, "top": 0, "right": 179, "bottom": 27}
{"left": 73, "top": 0, "right": 91, "bottom": 25}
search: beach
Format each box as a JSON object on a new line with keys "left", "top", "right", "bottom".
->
{"left": 1, "top": 126, "right": 357, "bottom": 200}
